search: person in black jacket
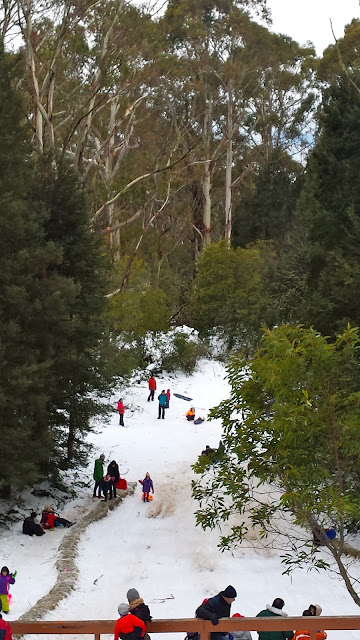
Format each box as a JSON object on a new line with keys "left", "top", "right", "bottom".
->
{"left": 127, "top": 588, "right": 152, "bottom": 624}
{"left": 100, "top": 475, "right": 113, "bottom": 501}
{"left": 23, "top": 512, "right": 45, "bottom": 536}
{"left": 107, "top": 461, "right": 120, "bottom": 498}
{"left": 196, "top": 585, "right": 237, "bottom": 640}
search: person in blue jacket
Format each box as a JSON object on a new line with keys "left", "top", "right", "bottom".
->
{"left": 158, "top": 390, "right": 167, "bottom": 419}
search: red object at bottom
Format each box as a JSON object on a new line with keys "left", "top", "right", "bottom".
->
{"left": 116, "top": 479, "right": 127, "bottom": 490}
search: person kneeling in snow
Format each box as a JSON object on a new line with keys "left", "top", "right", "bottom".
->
{"left": 186, "top": 407, "right": 195, "bottom": 421}
{"left": 114, "top": 603, "right": 146, "bottom": 640}
{"left": 23, "top": 512, "right": 45, "bottom": 536}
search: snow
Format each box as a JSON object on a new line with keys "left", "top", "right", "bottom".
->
{"left": 1, "top": 359, "right": 360, "bottom": 639}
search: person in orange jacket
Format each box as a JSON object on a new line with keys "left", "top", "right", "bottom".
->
{"left": 186, "top": 407, "right": 195, "bottom": 421}
{"left": 293, "top": 610, "right": 327, "bottom": 640}
{"left": 114, "top": 603, "right": 146, "bottom": 640}
{"left": 117, "top": 398, "right": 125, "bottom": 426}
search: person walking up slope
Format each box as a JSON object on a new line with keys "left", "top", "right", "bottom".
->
{"left": 148, "top": 376, "right": 157, "bottom": 402}
{"left": 158, "top": 390, "right": 167, "bottom": 419}
{"left": 139, "top": 473, "right": 154, "bottom": 502}
{"left": 256, "top": 598, "right": 294, "bottom": 640}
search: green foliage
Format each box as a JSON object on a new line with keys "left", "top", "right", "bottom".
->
{"left": 192, "top": 324, "right": 360, "bottom": 601}
{"left": 192, "top": 240, "right": 275, "bottom": 349}
{"left": 162, "top": 331, "right": 206, "bottom": 373}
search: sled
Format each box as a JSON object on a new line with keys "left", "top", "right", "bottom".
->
{"left": 174, "top": 393, "right": 193, "bottom": 401}
{"left": 116, "top": 478, "right": 127, "bottom": 490}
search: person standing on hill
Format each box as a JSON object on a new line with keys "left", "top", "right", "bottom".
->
{"left": 196, "top": 585, "right": 237, "bottom": 640}
{"left": 139, "top": 473, "right": 154, "bottom": 502}
{"left": 166, "top": 388, "right": 171, "bottom": 408}
{"left": 0, "top": 568, "right": 16, "bottom": 614}
{"left": 158, "top": 390, "right": 167, "bottom": 419}
{"left": 117, "top": 398, "right": 125, "bottom": 426}
{"left": 107, "top": 460, "right": 120, "bottom": 498}
{"left": 93, "top": 454, "right": 105, "bottom": 498}
{"left": 256, "top": 598, "right": 294, "bottom": 640}
{"left": 148, "top": 376, "right": 157, "bottom": 402}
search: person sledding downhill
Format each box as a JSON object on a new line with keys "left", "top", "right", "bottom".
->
{"left": 139, "top": 473, "right": 154, "bottom": 502}
{"left": 0, "top": 568, "right": 16, "bottom": 614}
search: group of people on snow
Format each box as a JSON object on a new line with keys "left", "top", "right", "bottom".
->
{"left": 93, "top": 455, "right": 122, "bottom": 500}
{"left": 22, "top": 506, "right": 74, "bottom": 538}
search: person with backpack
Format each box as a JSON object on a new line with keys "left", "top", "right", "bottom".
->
{"left": 196, "top": 586, "right": 237, "bottom": 640}
{"left": 158, "top": 390, "right": 167, "bottom": 419}
{"left": 117, "top": 398, "right": 125, "bottom": 426}
{"left": 93, "top": 454, "right": 105, "bottom": 498}
{"left": 126, "top": 588, "right": 152, "bottom": 624}
{"left": 148, "top": 376, "right": 157, "bottom": 402}
{"left": 114, "top": 603, "right": 146, "bottom": 640}
{"left": 256, "top": 598, "right": 294, "bottom": 640}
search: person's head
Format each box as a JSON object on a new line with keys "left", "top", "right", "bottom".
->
{"left": 206, "top": 445, "right": 211, "bottom": 449}
{"left": 222, "top": 585, "right": 237, "bottom": 603}
{"left": 313, "top": 604, "right": 322, "bottom": 616}
{"left": 119, "top": 397, "right": 123, "bottom": 402}
{"left": 105, "top": 474, "right": 111, "bottom": 481}
{"left": 100, "top": 454, "right": 105, "bottom": 461}
{"left": 309, "top": 605, "right": 316, "bottom": 616}
{"left": 232, "top": 613, "right": 244, "bottom": 619}
{"left": 127, "top": 588, "right": 140, "bottom": 602}
{"left": 118, "top": 603, "right": 130, "bottom": 618}
{"left": 302, "top": 610, "right": 312, "bottom": 617}
{"left": 272, "top": 598, "right": 285, "bottom": 610}
{"left": 110, "top": 460, "right": 116, "bottom": 466}
{"left": 45, "top": 505, "right": 52, "bottom": 512}
{"left": 1, "top": 567, "right": 9, "bottom": 576}
{"left": 31, "top": 512, "right": 37, "bottom": 519}
{"left": 167, "top": 388, "right": 170, "bottom": 393}
{"left": 145, "top": 472, "right": 150, "bottom": 479}
{"left": 162, "top": 390, "right": 165, "bottom": 394}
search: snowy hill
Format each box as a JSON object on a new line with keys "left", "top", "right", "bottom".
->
{"left": 1, "top": 359, "right": 360, "bottom": 639}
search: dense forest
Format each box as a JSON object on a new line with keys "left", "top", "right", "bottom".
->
{"left": 1, "top": 0, "right": 360, "bottom": 494}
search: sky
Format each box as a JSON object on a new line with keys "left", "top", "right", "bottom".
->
{"left": 268, "top": 0, "right": 360, "bottom": 54}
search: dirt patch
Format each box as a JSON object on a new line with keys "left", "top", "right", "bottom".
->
{"left": 18, "top": 483, "right": 136, "bottom": 621}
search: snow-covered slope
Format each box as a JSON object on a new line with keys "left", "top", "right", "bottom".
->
{"left": 2, "top": 360, "right": 360, "bottom": 638}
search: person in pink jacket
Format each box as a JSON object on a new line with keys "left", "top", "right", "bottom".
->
{"left": 117, "top": 398, "right": 125, "bottom": 427}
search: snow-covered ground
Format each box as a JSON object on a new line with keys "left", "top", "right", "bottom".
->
{"left": 1, "top": 359, "right": 360, "bottom": 639}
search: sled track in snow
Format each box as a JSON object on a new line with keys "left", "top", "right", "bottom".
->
{"left": 18, "top": 483, "right": 136, "bottom": 622}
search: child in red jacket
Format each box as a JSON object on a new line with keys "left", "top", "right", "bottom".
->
{"left": 148, "top": 377, "right": 156, "bottom": 402}
{"left": 114, "top": 603, "right": 146, "bottom": 640}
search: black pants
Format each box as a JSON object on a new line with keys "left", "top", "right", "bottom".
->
{"left": 93, "top": 481, "right": 102, "bottom": 497}
{"left": 111, "top": 481, "right": 117, "bottom": 497}
{"left": 148, "top": 389, "right": 155, "bottom": 401}
{"left": 119, "top": 413, "right": 124, "bottom": 426}
{"left": 158, "top": 405, "right": 165, "bottom": 419}
{"left": 56, "top": 516, "right": 72, "bottom": 527}
{"left": 103, "top": 486, "right": 113, "bottom": 501}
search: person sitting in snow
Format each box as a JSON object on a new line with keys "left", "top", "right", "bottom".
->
{"left": 114, "top": 603, "right": 146, "bottom": 640}
{"left": 23, "top": 512, "right": 45, "bottom": 536}
{"left": 0, "top": 599, "right": 13, "bottom": 639}
{"left": 186, "top": 407, "right": 195, "bottom": 421}
{"left": 0, "top": 568, "right": 16, "bottom": 614}
{"left": 139, "top": 473, "right": 154, "bottom": 502}
{"left": 293, "top": 610, "right": 327, "bottom": 640}
{"left": 196, "top": 585, "right": 237, "bottom": 640}
{"left": 228, "top": 612, "right": 252, "bottom": 640}
{"left": 256, "top": 598, "right": 294, "bottom": 640}
{"left": 194, "top": 417, "right": 205, "bottom": 425}
{"left": 201, "top": 445, "right": 215, "bottom": 457}
{"left": 127, "top": 588, "right": 152, "bottom": 624}
{"left": 40, "top": 506, "right": 74, "bottom": 529}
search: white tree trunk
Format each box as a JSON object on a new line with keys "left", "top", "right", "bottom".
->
{"left": 202, "top": 93, "right": 213, "bottom": 248}
{"left": 224, "top": 77, "right": 233, "bottom": 244}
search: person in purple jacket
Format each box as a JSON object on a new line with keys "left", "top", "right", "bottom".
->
{"left": 138, "top": 473, "right": 154, "bottom": 502}
{"left": 0, "top": 567, "right": 16, "bottom": 614}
